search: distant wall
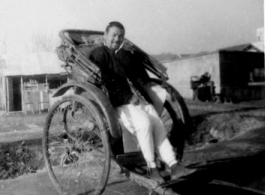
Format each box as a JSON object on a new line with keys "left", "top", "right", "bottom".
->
{"left": 163, "top": 52, "right": 220, "bottom": 99}
{"left": 0, "top": 74, "right": 70, "bottom": 114}
{"left": 163, "top": 51, "right": 265, "bottom": 101}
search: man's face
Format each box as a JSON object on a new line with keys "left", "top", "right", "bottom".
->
{"left": 104, "top": 26, "right": 125, "bottom": 50}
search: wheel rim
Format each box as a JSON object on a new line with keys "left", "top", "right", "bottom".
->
{"left": 43, "top": 96, "right": 110, "bottom": 195}
{"left": 160, "top": 83, "right": 190, "bottom": 162}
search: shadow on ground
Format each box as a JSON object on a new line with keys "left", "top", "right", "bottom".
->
{"left": 169, "top": 151, "right": 265, "bottom": 195}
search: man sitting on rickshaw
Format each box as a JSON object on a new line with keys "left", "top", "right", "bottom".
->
{"left": 88, "top": 21, "right": 195, "bottom": 183}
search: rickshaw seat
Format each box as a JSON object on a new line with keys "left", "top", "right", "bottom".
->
{"left": 76, "top": 36, "right": 104, "bottom": 59}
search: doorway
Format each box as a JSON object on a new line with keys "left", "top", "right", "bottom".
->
{"left": 7, "top": 76, "right": 22, "bottom": 111}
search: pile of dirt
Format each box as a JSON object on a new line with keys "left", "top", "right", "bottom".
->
{"left": 188, "top": 112, "right": 265, "bottom": 147}
{"left": 0, "top": 141, "right": 44, "bottom": 180}
{"left": 0, "top": 113, "right": 46, "bottom": 180}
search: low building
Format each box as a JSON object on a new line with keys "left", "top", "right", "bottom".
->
{"left": 0, "top": 52, "right": 69, "bottom": 114}
{"left": 163, "top": 42, "right": 265, "bottom": 102}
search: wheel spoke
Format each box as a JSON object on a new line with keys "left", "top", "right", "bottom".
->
{"left": 43, "top": 95, "right": 110, "bottom": 195}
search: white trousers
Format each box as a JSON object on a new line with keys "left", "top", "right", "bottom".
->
{"left": 117, "top": 102, "right": 177, "bottom": 168}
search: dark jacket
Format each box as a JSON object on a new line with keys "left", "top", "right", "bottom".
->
{"left": 89, "top": 45, "right": 150, "bottom": 107}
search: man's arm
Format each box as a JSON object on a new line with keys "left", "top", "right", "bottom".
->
{"left": 123, "top": 50, "right": 153, "bottom": 104}
{"left": 89, "top": 47, "right": 113, "bottom": 85}
{"left": 128, "top": 50, "right": 150, "bottom": 85}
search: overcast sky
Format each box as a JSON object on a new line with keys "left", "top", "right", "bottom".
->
{"left": 0, "top": 0, "right": 264, "bottom": 55}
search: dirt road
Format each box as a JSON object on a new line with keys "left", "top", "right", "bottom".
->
{"left": 0, "top": 168, "right": 150, "bottom": 195}
{"left": 1, "top": 104, "right": 265, "bottom": 195}
{"left": 0, "top": 113, "right": 150, "bottom": 195}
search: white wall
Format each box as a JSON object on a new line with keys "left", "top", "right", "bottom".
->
{"left": 163, "top": 52, "right": 221, "bottom": 99}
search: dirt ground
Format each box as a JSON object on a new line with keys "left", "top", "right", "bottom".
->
{"left": 0, "top": 113, "right": 45, "bottom": 133}
{"left": 1, "top": 105, "right": 265, "bottom": 195}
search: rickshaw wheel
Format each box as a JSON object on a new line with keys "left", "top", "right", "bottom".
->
{"left": 151, "top": 80, "right": 191, "bottom": 162}
{"left": 43, "top": 95, "right": 111, "bottom": 195}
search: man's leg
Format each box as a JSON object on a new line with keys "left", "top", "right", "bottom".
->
{"left": 117, "top": 104, "right": 164, "bottom": 183}
{"left": 117, "top": 104, "right": 156, "bottom": 167}
{"left": 144, "top": 104, "right": 197, "bottom": 180}
{"left": 143, "top": 104, "right": 178, "bottom": 166}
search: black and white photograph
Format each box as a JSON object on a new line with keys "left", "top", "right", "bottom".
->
{"left": 0, "top": 0, "right": 264, "bottom": 194}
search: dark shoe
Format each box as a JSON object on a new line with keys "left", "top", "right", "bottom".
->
{"left": 170, "top": 163, "right": 197, "bottom": 180}
{"left": 149, "top": 168, "right": 165, "bottom": 184}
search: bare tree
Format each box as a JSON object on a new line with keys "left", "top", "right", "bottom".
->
{"left": 30, "top": 31, "right": 57, "bottom": 53}
{"left": 0, "top": 41, "right": 7, "bottom": 54}
{"left": 0, "top": 33, "right": 8, "bottom": 54}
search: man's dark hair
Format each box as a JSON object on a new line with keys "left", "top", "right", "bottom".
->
{"left": 105, "top": 21, "right": 125, "bottom": 33}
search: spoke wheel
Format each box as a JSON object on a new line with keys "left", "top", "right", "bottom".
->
{"left": 43, "top": 95, "right": 110, "bottom": 195}
{"left": 151, "top": 80, "right": 191, "bottom": 162}
{"left": 161, "top": 100, "right": 187, "bottom": 162}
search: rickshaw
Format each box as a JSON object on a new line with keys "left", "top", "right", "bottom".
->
{"left": 43, "top": 30, "right": 190, "bottom": 195}
{"left": 42, "top": 29, "right": 199, "bottom": 195}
